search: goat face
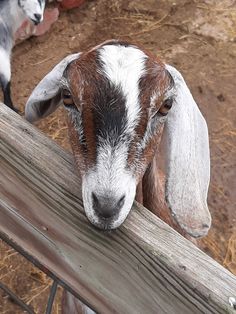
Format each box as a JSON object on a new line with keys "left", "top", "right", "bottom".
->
{"left": 25, "top": 40, "right": 211, "bottom": 236}
{"left": 18, "top": 0, "right": 45, "bottom": 25}
{"left": 62, "top": 45, "right": 172, "bottom": 229}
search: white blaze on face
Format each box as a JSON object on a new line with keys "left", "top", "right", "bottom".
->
{"left": 19, "top": 0, "right": 45, "bottom": 23}
{"left": 81, "top": 44, "right": 149, "bottom": 229}
{"left": 82, "top": 142, "right": 137, "bottom": 229}
{"left": 99, "top": 44, "right": 147, "bottom": 134}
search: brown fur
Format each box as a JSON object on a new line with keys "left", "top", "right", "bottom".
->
{"left": 66, "top": 41, "right": 179, "bottom": 232}
{"left": 127, "top": 57, "right": 170, "bottom": 169}
{"left": 61, "top": 41, "right": 197, "bottom": 314}
{"left": 66, "top": 50, "right": 104, "bottom": 171}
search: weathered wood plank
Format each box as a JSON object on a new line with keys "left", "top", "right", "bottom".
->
{"left": 0, "top": 104, "right": 235, "bottom": 314}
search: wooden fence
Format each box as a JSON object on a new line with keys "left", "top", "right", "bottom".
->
{"left": 0, "top": 104, "right": 236, "bottom": 313}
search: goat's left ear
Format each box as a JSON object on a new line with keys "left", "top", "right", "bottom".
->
{"left": 163, "top": 65, "right": 211, "bottom": 238}
{"left": 25, "top": 53, "right": 81, "bottom": 123}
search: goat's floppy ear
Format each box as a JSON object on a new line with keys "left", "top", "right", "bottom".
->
{"left": 164, "top": 65, "right": 211, "bottom": 238}
{"left": 25, "top": 53, "right": 81, "bottom": 123}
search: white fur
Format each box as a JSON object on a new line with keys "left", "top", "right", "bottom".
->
{"left": 99, "top": 45, "right": 147, "bottom": 135}
{"left": 0, "top": 0, "right": 46, "bottom": 109}
{"left": 82, "top": 143, "right": 136, "bottom": 229}
{"left": 18, "top": 0, "right": 45, "bottom": 25}
{"left": 7, "top": 4, "right": 25, "bottom": 33}
{"left": 25, "top": 53, "right": 81, "bottom": 122}
{"left": 0, "top": 48, "right": 11, "bottom": 81}
{"left": 164, "top": 65, "right": 211, "bottom": 237}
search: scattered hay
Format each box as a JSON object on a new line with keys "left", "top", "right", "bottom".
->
{"left": 0, "top": 240, "right": 62, "bottom": 314}
{"left": 224, "top": 233, "right": 236, "bottom": 275}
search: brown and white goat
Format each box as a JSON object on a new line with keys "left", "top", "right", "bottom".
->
{"left": 25, "top": 40, "right": 211, "bottom": 239}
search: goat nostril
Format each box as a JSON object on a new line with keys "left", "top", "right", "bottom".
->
{"left": 92, "top": 192, "right": 100, "bottom": 207}
{"left": 92, "top": 193, "right": 124, "bottom": 219}
{"left": 117, "top": 195, "right": 125, "bottom": 209}
{"left": 34, "top": 13, "right": 42, "bottom": 21}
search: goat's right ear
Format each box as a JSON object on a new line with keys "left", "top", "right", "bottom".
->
{"left": 25, "top": 53, "right": 81, "bottom": 123}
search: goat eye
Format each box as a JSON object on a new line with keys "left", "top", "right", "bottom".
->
{"left": 159, "top": 98, "right": 173, "bottom": 116}
{"left": 62, "top": 90, "right": 76, "bottom": 109}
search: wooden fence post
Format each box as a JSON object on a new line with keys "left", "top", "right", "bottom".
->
{"left": 0, "top": 104, "right": 236, "bottom": 313}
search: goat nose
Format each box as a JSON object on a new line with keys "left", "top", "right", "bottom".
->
{"left": 92, "top": 193, "right": 125, "bottom": 219}
{"left": 34, "top": 13, "right": 42, "bottom": 22}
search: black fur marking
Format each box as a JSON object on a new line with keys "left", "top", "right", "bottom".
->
{"left": 0, "top": 74, "right": 8, "bottom": 89}
{"left": 92, "top": 79, "right": 128, "bottom": 148}
{"left": 0, "top": 78, "right": 16, "bottom": 111}
{"left": 17, "top": 0, "right": 22, "bottom": 9}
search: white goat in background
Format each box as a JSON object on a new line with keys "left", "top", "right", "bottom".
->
{"left": 0, "top": 0, "right": 45, "bottom": 112}
{"left": 25, "top": 39, "right": 211, "bottom": 313}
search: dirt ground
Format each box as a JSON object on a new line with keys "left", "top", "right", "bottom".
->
{"left": 0, "top": 0, "right": 236, "bottom": 313}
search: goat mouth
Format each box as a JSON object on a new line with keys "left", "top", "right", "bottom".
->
{"left": 92, "top": 216, "right": 117, "bottom": 231}
{"left": 31, "top": 19, "right": 40, "bottom": 26}
{"left": 96, "top": 222, "right": 114, "bottom": 231}
{"left": 85, "top": 211, "right": 121, "bottom": 230}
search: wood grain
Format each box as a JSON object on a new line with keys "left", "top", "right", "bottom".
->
{"left": 0, "top": 104, "right": 236, "bottom": 314}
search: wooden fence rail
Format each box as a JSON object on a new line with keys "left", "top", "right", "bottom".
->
{"left": 0, "top": 104, "right": 236, "bottom": 314}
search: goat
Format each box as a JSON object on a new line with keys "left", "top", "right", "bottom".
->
{"left": 0, "top": 0, "right": 46, "bottom": 112}
{"left": 25, "top": 39, "right": 211, "bottom": 314}
{"left": 25, "top": 39, "right": 211, "bottom": 238}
